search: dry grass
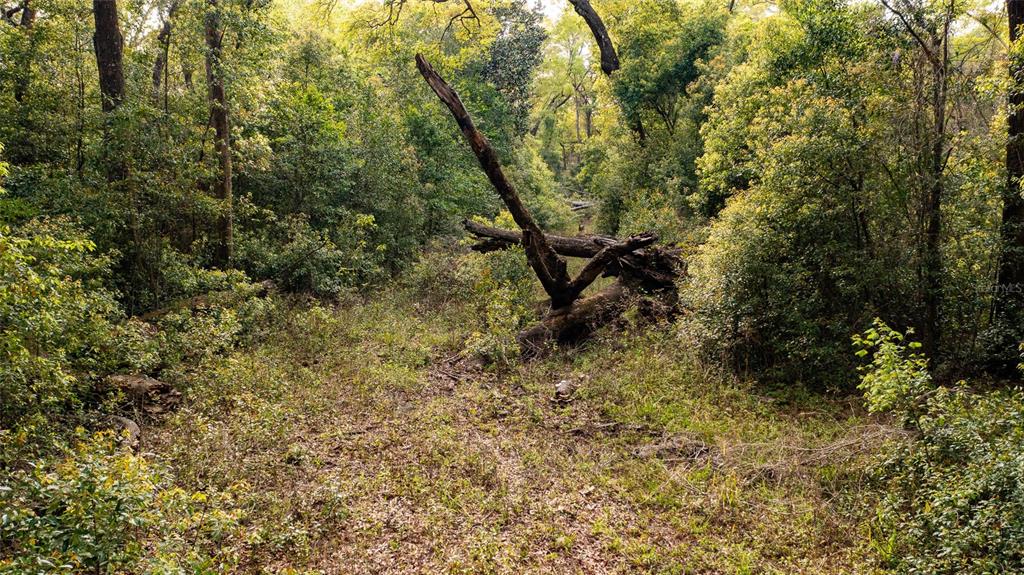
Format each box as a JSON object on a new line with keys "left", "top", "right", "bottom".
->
{"left": 147, "top": 294, "right": 889, "bottom": 574}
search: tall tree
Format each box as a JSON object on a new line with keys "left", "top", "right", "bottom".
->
{"left": 2, "top": 0, "right": 38, "bottom": 165}
{"left": 995, "top": 0, "right": 1024, "bottom": 367}
{"left": 880, "top": 0, "right": 953, "bottom": 360}
{"left": 151, "top": 0, "right": 180, "bottom": 111}
{"left": 205, "top": 0, "right": 233, "bottom": 267}
{"left": 93, "top": 0, "right": 125, "bottom": 114}
{"left": 11, "top": 0, "right": 35, "bottom": 104}
{"left": 93, "top": 0, "right": 142, "bottom": 303}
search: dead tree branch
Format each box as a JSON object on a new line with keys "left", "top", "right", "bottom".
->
{"left": 417, "top": 54, "right": 682, "bottom": 353}
{"left": 416, "top": 54, "right": 575, "bottom": 306}
{"left": 463, "top": 219, "right": 683, "bottom": 293}
{"left": 568, "top": 0, "right": 619, "bottom": 75}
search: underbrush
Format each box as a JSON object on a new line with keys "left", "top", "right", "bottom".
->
{"left": 5, "top": 235, "right": 1020, "bottom": 573}
{"left": 1, "top": 432, "right": 244, "bottom": 574}
{"left": 137, "top": 269, "right": 885, "bottom": 573}
{"left": 404, "top": 220, "right": 540, "bottom": 368}
{"left": 0, "top": 216, "right": 280, "bottom": 572}
{"left": 856, "top": 321, "right": 1024, "bottom": 574}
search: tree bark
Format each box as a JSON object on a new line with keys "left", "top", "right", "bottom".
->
{"left": 465, "top": 219, "right": 614, "bottom": 258}
{"left": 93, "top": 0, "right": 125, "bottom": 114}
{"left": 567, "top": 0, "right": 619, "bottom": 75}
{"left": 994, "top": 0, "right": 1024, "bottom": 366}
{"left": 205, "top": 0, "right": 233, "bottom": 267}
{"left": 920, "top": 25, "right": 948, "bottom": 361}
{"left": 463, "top": 219, "right": 683, "bottom": 293}
{"left": 93, "top": 0, "right": 143, "bottom": 309}
{"left": 12, "top": 0, "right": 35, "bottom": 104}
{"left": 518, "top": 283, "right": 627, "bottom": 356}
{"left": 416, "top": 54, "right": 572, "bottom": 306}
{"left": 92, "top": 0, "right": 129, "bottom": 185}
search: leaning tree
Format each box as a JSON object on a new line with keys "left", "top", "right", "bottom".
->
{"left": 415, "top": 55, "right": 683, "bottom": 355}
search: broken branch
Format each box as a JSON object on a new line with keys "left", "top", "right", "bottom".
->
{"left": 567, "top": 232, "right": 657, "bottom": 299}
{"left": 416, "top": 54, "right": 574, "bottom": 306}
{"left": 568, "top": 0, "right": 620, "bottom": 75}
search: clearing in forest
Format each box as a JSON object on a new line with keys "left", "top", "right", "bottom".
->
{"left": 151, "top": 295, "right": 885, "bottom": 574}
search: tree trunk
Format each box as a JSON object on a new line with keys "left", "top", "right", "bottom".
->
{"left": 417, "top": 54, "right": 572, "bottom": 306}
{"left": 93, "top": 0, "right": 125, "bottom": 114}
{"left": 7, "top": 0, "right": 37, "bottom": 164}
{"left": 518, "top": 283, "right": 627, "bottom": 356}
{"left": 12, "top": 0, "right": 35, "bottom": 104}
{"left": 93, "top": 0, "right": 143, "bottom": 309}
{"left": 877, "top": 0, "right": 951, "bottom": 364}
{"left": 151, "top": 1, "right": 179, "bottom": 110}
{"left": 205, "top": 0, "right": 233, "bottom": 267}
{"left": 463, "top": 219, "right": 683, "bottom": 293}
{"left": 92, "top": 0, "right": 127, "bottom": 185}
{"left": 921, "top": 29, "right": 947, "bottom": 361}
{"left": 994, "top": 0, "right": 1024, "bottom": 367}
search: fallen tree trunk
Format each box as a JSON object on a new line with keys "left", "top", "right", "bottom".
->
{"left": 518, "top": 283, "right": 627, "bottom": 356}
{"left": 465, "top": 218, "right": 615, "bottom": 258}
{"left": 464, "top": 219, "right": 684, "bottom": 293}
{"left": 417, "top": 54, "right": 682, "bottom": 355}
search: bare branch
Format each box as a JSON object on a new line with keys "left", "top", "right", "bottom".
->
{"left": 567, "top": 0, "right": 619, "bottom": 75}
{"left": 966, "top": 11, "right": 1007, "bottom": 48}
{"left": 416, "top": 54, "right": 573, "bottom": 304}
{"left": 372, "top": 0, "right": 479, "bottom": 42}
{"left": 1, "top": 4, "right": 23, "bottom": 26}
{"left": 567, "top": 233, "right": 658, "bottom": 299}
{"left": 879, "top": 0, "right": 938, "bottom": 67}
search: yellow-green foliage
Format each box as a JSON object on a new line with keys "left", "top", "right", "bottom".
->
{"left": 853, "top": 320, "right": 931, "bottom": 420}
{"left": 856, "top": 326, "right": 1024, "bottom": 574}
{"left": 127, "top": 292, "right": 878, "bottom": 573}
{"left": 1, "top": 432, "right": 244, "bottom": 574}
{"left": 0, "top": 221, "right": 120, "bottom": 441}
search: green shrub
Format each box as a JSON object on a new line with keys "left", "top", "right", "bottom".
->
{"left": 401, "top": 241, "right": 479, "bottom": 307}
{"left": 0, "top": 432, "right": 244, "bottom": 574}
{"left": 853, "top": 319, "right": 931, "bottom": 423}
{"left": 0, "top": 220, "right": 122, "bottom": 441}
{"left": 456, "top": 236, "right": 536, "bottom": 367}
{"left": 235, "top": 203, "right": 386, "bottom": 297}
{"left": 405, "top": 222, "right": 539, "bottom": 367}
{"left": 857, "top": 321, "right": 1024, "bottom": 574}
{"left": 869, "top": 390, "right": 1024, "bottom": 574}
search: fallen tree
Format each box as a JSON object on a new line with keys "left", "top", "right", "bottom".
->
{"left": 463, "top": 219, "right": 683, "bottom": 294}
{"left": 416, "top": 54, "right": 683, "bottom": 355}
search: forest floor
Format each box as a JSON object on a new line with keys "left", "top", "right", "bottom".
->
{"left": 148, "top": 293, "right": 890, "bottom": 574}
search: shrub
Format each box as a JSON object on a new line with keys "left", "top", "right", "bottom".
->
{"left": 857, "top": 321, "right": 1024, "bottom": 574}
{"left": 403, "top": 220, "right": 539, "bottom": 367}
{"left": 853, "top": 319, "right": 931, "bottom": 423}
{"left": 869, "top": 390, "right": 1024, "bottom": 574}
{"left": 401, "top": 241, "right": 478, "bottom": 307}
{"left": 462, "top": 243, "right": 537, "bottom": 367}
{"left": 0, "top": 432, "right": 244, "bottom": 574}
{"left": 0, "top": 220, "right": 122, "bottom": 443}
{"left": 235, "top": 204, "right": 386, "bottom": 297}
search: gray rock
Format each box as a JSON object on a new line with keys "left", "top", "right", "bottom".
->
{"left": 110, "top": 415, "right": 141, "bottom": 448}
